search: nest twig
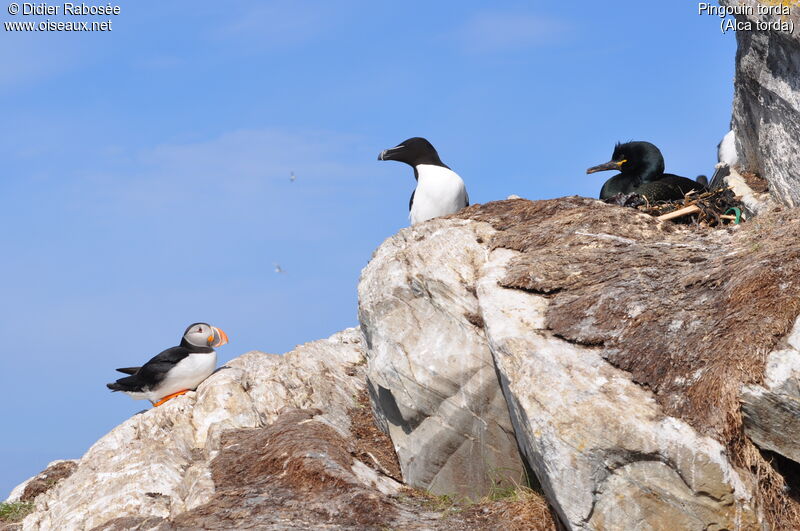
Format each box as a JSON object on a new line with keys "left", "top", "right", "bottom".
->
{"left": 636, "top": 187, "right": 743, "bottom": 227}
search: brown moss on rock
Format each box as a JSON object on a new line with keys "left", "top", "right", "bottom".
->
{"left": 170, "top": 408, "right": 397, "bottom": 529}
{"left": 89, "top": 515, "right": 166, "bottom": 531}
{"left": 348, "top": 389, "right": 403, "bottom": 482}
{"left": 458, "top": 197, "right": 800, "bottom": 526}
{"left": 458, "top": 489, "right": 557, "bottom": 531}
{"left": 93, "top": 405, "right": 556, "bottom": 530}
{"left": 19, "top": 460, "right": 78, "bottom": 503}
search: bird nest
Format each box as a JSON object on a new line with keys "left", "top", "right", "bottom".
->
{"left": 608, "top": 187, "right": 744, "bottom": 227}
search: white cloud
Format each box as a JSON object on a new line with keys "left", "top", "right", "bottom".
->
{"left": 0, "top": 32, "right": 89, "bottom": 90}
{"left": 454, "top": 11, "right": 570, "bottom": 53}
{"left": 212, "top": 2, "right": 337, "bottom": 51}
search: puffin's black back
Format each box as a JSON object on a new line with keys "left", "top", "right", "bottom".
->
{"left": 106, "top": 346, "right": 194, "bottom": 391}
{"left": 107, "top": 324, "right": 213, "bottom": 392}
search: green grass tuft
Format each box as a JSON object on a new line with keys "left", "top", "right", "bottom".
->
{"left": 481, "top": 465, "right": 531, "bottom": 502}
{"left": 0, "top": 501, "right": 35, "bottom": 522}
{"left": 421, "top": 492, "right": 462, "bottom": 513}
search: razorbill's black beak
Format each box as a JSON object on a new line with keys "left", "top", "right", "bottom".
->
{"left": 378, "top": 145, "right": 405, "bottom": 161}
{"left": 587, "top": 160, "right": 626, "bottom": 174}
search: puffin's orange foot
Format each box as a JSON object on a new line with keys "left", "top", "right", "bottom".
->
{"left": 152, "top": 389, "right": 189, "bottom": 407}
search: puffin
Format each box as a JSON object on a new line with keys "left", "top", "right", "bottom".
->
{"left": 107, "top": 322, "right": 228, "bottom": 407}
{"left": 587, "top": 141, "right": 706, "bottom": 201}
{"left": 378, "top": 137, "right": 469, "bottom": 225}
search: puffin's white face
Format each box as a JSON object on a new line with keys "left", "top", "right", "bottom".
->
{"left": 183, "top": 323, "right": 229, "bottom": 349}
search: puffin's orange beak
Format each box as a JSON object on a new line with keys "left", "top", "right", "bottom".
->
{"left": 210, "top": 327, "right": 228, "bottom": 347}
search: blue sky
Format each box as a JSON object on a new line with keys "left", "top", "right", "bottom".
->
{"left": 1, "top": 1, "right": 735, "bottom": 496}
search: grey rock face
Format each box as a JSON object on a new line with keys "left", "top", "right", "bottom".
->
{"left": 358, "top": 219, "right": 527, "bottom": 499}
{"left": 742, "top": 317, "right": 800, "bottom": 464}
{"left": 358, "top": 210, "right": 762, "bottom": 529}
{"left": 722, "top": 0, "right": 800, "bottom": 207}
{"left": 477, "top": 249, "right": 756, "bottom": 530}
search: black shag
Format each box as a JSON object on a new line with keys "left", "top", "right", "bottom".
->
{"left": 587, "top": 141, "right": 706, "bottom": 202}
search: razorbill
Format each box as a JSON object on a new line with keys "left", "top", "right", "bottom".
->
{"left": 587, "top": 141, "right": 706, "bottom": 201}
{"left": 709, "top": 130, "right": 738, "bottom": 190}
{"left": 378, "top": 137, "right": 468, "bottom": 225}
{"left": 107, "top": 322, "right": 228, "bottom": 407}
{"left": 718, "top": 130, "right": 738, "bottom": 167}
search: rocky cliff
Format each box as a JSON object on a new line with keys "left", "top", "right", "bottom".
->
{"left": 3, "top": 328, "right": 556, "bottom": 531}
{"left": 10, "top": 196, "right": 800, "bottom": 530}
{"left": 360, "top": 198, "right": 800, "bottom": 530}
{"left": 7, "top": 9, "right": 800, "bottom": 530}
{"left": 722, "top": 0, "right": 800, "bottom": 207}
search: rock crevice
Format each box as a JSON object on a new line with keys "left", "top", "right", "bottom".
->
{"left": 359, "top": 198, "right": 800, "bottom": 529}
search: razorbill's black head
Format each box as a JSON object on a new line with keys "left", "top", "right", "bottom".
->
{"left": 378, "top": 137, "right": 469, "bottom": 225}
{"left": 378, "top": 137, "right": 447, "bottom": 168}
{"left": 587, "top": 141, "right": 705, "bottom": 201}
{"left": 107, "top": 322, "right": 229, "bottom": 407}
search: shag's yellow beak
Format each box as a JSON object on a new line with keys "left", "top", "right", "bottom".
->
{"left": 586, "top": 159, "right": 627, "bottom": 174}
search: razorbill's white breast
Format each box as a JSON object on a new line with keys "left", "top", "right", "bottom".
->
{"left": 718, "top": 130, "right": 738, "bottom": 167}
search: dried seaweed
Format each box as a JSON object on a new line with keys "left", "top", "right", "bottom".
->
{"left": 624, "top": 187, "right": 745, "bottom": 227}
